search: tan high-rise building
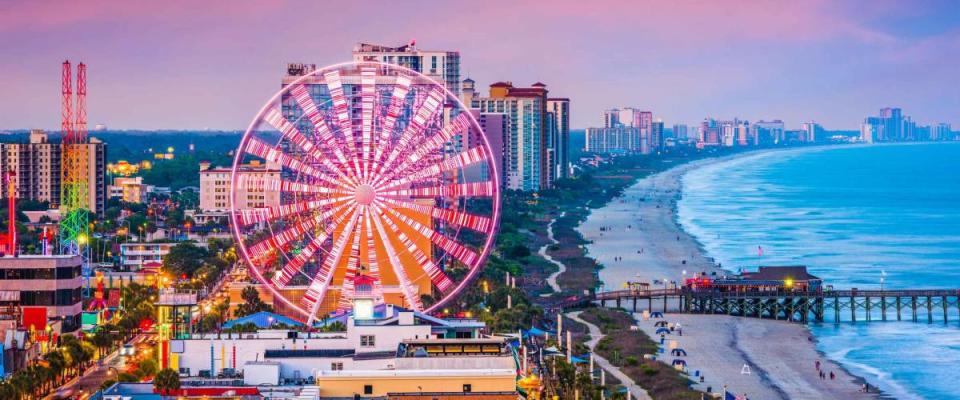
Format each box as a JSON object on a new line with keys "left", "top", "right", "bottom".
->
{"left": 0, "top": 130, "right": 105, "bottom": 215}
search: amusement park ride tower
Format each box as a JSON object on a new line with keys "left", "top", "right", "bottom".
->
{"left": 60, "top": 60, "right": 90, "bottom": 256}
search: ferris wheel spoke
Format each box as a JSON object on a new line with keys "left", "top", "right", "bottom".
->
{"left": 372, "top": 75, "right": 412, "bottom": 168}
{"left": 302, "top": 204, "right": 363, "bottom": 318}
{"left": 360, "top": 67, "right": 376, "bottom": 181}
{"left": 378, "top": 146, "right": 488, "bottom": 193}
{"left": 236, "top": 195, "right": 349, "bottom": 227}
{"left": 373, "top": 113, "right": 471, "bottom": 188}
{"left": 369, "top": 205, "right": 422, "bottom": 310}
{"left": 324, "top": 70, "right": 364, "bottom": 180}
{"left": 372, "top": 203, "right": 454, "bottom": 293}
{"left": 373, "top": 88, "right": 445, "bottom": 180}
{"left": 381, "top": 181, "right": 495, "bottom": 199}
{"left": 238, "top": 172, "right": 346, "bottom": 199}
{"left": 336, "top": 206, "right": 368, "bottom": 312}
{"left": 244, "top": 137, "right": 348, "bottom": 190}
{"left": 247, "top": 201, "right": 353, "bottom": 262}
{"left": 290, "top": 84, "right": 360, "bottom": 183}
{"left": 379, "top": 202, "right": 481, "bottom": 269}
{"left": 276, "top": 177, "right": 350, "bottom": 196}
{"left": 362, "top": 209, "right": 384, "bottom": 299}
{"left": 264, "top": 107, "right": 358, "bottom": 187}
{"left": 379, "top": 197, "right": 494, "bottom": 235}
{"left": 272, "top": 201, "right": 357, "bottom": 288}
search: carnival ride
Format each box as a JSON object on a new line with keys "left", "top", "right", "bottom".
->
{"left": 230, "top": 62, "right": 501, "bottom": 323}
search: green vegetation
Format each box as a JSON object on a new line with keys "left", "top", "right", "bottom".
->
{"left": 582, "top": 308, "right": 702, "bottom": 400}
{"left": 234, "top": 285, "right": 273, "bottom": 318}
{"left": 153, "top": 368, "right": 182, "bottom": 396}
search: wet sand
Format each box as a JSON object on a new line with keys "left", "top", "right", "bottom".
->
{"left": 574, "top": 152, "right": 877, "bottom": 399}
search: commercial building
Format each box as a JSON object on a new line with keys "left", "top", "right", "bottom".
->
{"left": 162, "top": 306, "right": 516, "bottom": 398}
{"left": 472, "top": 82, "right": 552, "bottom": 191}
{"left": 585, "top": 108, "right": 655, "bottom": 154}
{"left": 933, "top": 122, "right": 953, "bottom": 141}
{"left": 672, "top": 124, "right": 689, "bottom": 141}
{"left": 584, "top": 126, "right": 640, "bottom": 153}
{"left": 0, "top": 130, "right": 106, "bottom": 215}
{"left": 752, "top": 120, "right": 785, "bottom": 145}
{"left": 352, "top": 41, "right": 461, "bottom": 95}
{"left": 800, "top": 121, "right": 823, "bottom": 143}
{"left": 547, "top": 98, "right": 571, "bottom": 181}
{"left": 199, "top": 160, "right": 280, "bottom": 212}
{"left": 108, "top": 176, "right": 149, "bottom": 203}
{"left": 0, "top": 255, "right": 83, "bottom": 333}
{"left": 651, "top": 119, "right": 664, "bottom": 152}
{"left": 119, "top": 242, "right": 178, "bottom": 270}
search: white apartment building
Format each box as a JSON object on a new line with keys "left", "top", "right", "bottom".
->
{"left": 199, "top": 160, "right": 280, "bottom": 212}
{"left": 119, "top": 242, "right": 178, "bottom": 269}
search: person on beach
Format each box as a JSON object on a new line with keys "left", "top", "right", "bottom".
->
{"left": 829, "top": 371, "right": 835, "bottom": 380}
{"left": 815, "top": 360, "right": 820, "bottom": 371}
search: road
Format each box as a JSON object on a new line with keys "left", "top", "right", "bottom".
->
{"left": 47, "top": 334, "right": 149, "bottom": 400}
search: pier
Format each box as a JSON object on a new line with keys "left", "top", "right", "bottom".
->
{"left": 575, "top": 288, "right": 960, "bottom": 325}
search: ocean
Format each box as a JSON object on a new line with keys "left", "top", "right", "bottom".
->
{"left": 677, "top": 143, "right": 960, "bottom": 400}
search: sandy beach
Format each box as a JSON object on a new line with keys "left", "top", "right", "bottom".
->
{"left": 575, "top": 151, "right": 878, "bottom": 399}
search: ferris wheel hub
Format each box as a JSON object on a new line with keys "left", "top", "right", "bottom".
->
{"left": 354, "top": 184, "right": 376, "bottom": 205}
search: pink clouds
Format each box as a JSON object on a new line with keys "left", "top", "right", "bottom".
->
{"left": 0, "top": 1, "right": 956, "bottom": 130}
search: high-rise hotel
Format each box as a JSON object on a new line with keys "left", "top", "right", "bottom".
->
{"left": 0, "top": 130, "right": 106, "bottom": 215}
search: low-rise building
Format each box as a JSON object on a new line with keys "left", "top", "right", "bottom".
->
{"left": 108, "top": 176, "right": 150, "bottom": 203}
{"left": 0, "top": 255, "right": 82, "bottom": 333}
{"left": 119, "top": 242, "right": 177, "bottom": 270}
{"left": 164, "top": 306, "right": 516, "bottom": 398}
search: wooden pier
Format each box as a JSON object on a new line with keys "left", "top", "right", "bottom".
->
{"left": 576, "top": 288, "right": 960, "bottom": 324}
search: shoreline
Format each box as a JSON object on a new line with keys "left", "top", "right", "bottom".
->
{"left": 573, "top": 147, "right": 879, "bottom": 399}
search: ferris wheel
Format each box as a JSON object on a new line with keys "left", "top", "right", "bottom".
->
{"left": 229, "top": 62, "right": 501, "bottom": 323}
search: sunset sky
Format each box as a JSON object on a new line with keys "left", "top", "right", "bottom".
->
{"left": 2, "top": 0, "right": 958, "bottom": 130}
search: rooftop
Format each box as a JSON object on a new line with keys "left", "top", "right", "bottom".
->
{"left": 742, "top": 266, "right": 821, "bottom": 281}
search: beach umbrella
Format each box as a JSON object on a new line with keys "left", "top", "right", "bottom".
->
{"left": 671, "top": 359, "right": 687, "bottom": 366}
{"left": 656, "top": 327, "right": 671, "bottom": 335}
{"left": 671, "top": 348, "right": 687, "bottom": 356}
{"left": 654, "top": 321, "right": 669, "bottom": 327}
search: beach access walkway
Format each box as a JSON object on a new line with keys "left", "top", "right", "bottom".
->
{"left": 542, "top": 212, "right": 566, "bottom": 294}
{"left": 567, "top": 311, "right": 652, "bottom": 400}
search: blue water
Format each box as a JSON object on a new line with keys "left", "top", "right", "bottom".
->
{"left": 677, "top": 143, "right": 960, "bottom": 400}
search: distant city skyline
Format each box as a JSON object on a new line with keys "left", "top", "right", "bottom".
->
{"left": 1, "top": 0, "right": 958, "bottom": 130}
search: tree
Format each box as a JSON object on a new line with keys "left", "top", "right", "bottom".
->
{"left": 44, "top": 350, "right": 66, "bottom": 385}
{"left": 137, "top": 358, "right": 159, "bottom": 379}
{"left": 154, "top": 368, "right": 181, "bottom": 396}
{"left": 163, "top": 242, "right": 208, "bottom": 278}
{"left": 234, "top": 286, "right": 272, "bottom": 317}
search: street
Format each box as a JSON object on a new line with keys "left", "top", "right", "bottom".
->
{"left": 47, "top": 334, "right": 150, "bottom": 400}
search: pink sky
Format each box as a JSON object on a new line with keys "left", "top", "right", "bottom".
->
{"left": 1, "top": 0, "right": 957, "bottom": 130}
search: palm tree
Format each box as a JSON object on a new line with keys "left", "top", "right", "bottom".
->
{"left": 44, "top": 350, "right": 67, "bottom": 386}
{"left": 154, "top": 368, "right": 181, "bottom": 397}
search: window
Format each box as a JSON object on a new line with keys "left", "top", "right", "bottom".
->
{"left": 330, "top": 362, "right": 343, "bottom": 371}
{"left": 463, "top": 384, "right": 472, "bottom": 393}
{"left": 363, "top": 384, "right": 373, "bottom": 395}
{"left": 360, "top": 335, "right": 375, "bottom": 347}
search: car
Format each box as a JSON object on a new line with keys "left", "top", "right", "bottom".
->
{"left": 120, "top": 344, "right": 135, "bottom": 356}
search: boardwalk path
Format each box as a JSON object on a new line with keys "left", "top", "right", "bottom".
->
{"left": 566, "top": 311, "right": 652, "bottom": 400}
{"left": 541, "top": 212, "right": 566, "bottom": 294}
